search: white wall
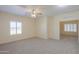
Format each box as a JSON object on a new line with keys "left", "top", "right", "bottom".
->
{"left": 36, "top": 16, "right": 48, "bottom": 39}
{"left": 47, "top": 17, "right": 54, "bottom": 39}
{"left": 0, "top": 12, "right": 35, "bottom": 44}
{"left": 35, "top": 11, "right": 79, "bottom": 40}
{"left": 48, "top": 11, "right": 79, "bottom": 40}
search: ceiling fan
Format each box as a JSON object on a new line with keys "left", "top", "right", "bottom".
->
{"left": 25, "top": 8, "right": 43, "bottom": 18}
{"left": 31, "top": 8, "right": 43, "bottom": 18}
{"left": 19, "top": 5, "right": 45, "bottom": 18}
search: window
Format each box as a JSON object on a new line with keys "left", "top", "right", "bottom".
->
{"left": 64, "top": 24, "right": 77, "bottom": 32}
{"left": 10, "top": 21, "right": 22, "bottom": 35}
{"left": 17, "top": 22, "right": 22, "bottom": 34}
{"left": 10, "top": 21, "right": 16, "bottom": 35}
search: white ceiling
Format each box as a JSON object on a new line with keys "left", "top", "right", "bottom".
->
{"left": 0, "top": 5, "right": 79, "bottom": 16}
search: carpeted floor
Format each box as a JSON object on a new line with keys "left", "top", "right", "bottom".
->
{"left": 0, "top": 38, "right": 79, "bottom": 54}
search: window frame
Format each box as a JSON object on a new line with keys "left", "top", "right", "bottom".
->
{"left": 64, "top": 23, "right": 77, "bottom": 32}
{"left": 10, "top": 21, "right": 22, "bottom": 35}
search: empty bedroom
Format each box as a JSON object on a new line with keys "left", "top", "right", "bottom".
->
{"left": 0, "top": 5, "right": 79, "bottom": 54}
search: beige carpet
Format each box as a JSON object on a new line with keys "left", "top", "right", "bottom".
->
{"left": 0, "top": 38, "right": 79, "bottom": 54}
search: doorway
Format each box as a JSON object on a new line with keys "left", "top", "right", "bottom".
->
{"left": 60, "top": 20, "right": 78, "bottom": 41}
